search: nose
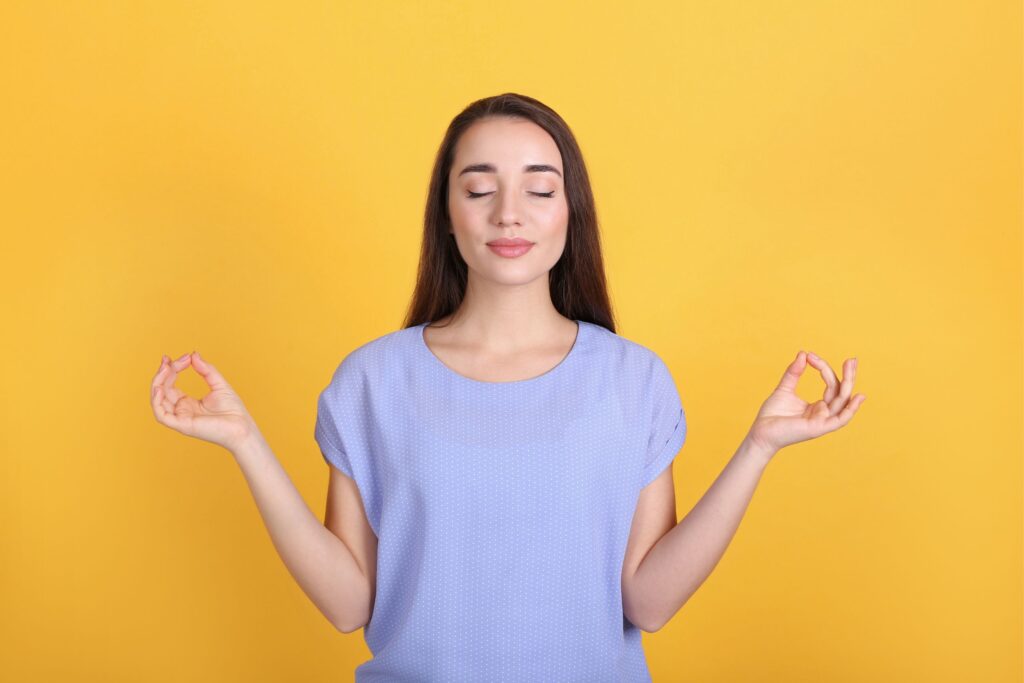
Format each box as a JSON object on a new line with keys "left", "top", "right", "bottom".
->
{"left": 492, "top": 189, "right": 522, "bottom": 227}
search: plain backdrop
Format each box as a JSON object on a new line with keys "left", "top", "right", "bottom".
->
{"left": 0, "top": 1, "right": 1020, "bottom": 681}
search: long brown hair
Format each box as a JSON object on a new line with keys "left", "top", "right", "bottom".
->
{"left": 400, "top": 92, "right": 617, "bottom": 334}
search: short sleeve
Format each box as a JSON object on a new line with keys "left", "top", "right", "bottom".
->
{"left": 313, "top": 353, "right": 382, "bottom": 536}
{"left": 640, "top": 354, "right": 687, "bottom": 488}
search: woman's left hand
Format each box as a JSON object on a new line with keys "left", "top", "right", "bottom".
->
{"left": 746, "top": 350, "right": 866, "bottom": 456}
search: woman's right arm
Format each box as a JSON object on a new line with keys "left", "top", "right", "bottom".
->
{"left": 229, "top": 425, "right": 373, "bottom": 633}
{"left": 150, "top": 352, "right": 372, "bottom": 633}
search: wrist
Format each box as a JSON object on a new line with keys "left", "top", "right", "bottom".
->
{"left": 740, "top": 433, "right": 778, "bottom": 468}
{"left": 227, "top": 419, "right": 265, "bottom": 458}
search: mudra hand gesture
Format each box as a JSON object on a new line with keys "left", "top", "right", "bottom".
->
{"left": 746, "top": 350, "right": 866, "bottom": 456}
{"left": 150, "top": 351, "right": 257, "bottom": 451}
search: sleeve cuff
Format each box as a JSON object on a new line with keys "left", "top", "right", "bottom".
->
{"left": 640, "top": 407, "right": 686, "bottom": 488}
{"left": 314, "top": 417, "right": 353, "bottom": 478}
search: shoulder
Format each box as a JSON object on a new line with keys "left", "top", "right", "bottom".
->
{"left": 322, "top": 325, "right": 419, "bottom": 389}
{"left": 582, "top": 321, "right": 669, "bottom": 379}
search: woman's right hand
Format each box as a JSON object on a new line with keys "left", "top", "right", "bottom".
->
{"left": 150, "top": 351, "right": 258, "bottom": 452}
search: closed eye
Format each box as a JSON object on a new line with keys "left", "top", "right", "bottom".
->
{"left": 467, "top": 191, "right": 555, "bottom": 199}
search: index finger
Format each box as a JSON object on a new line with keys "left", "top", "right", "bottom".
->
{"left": 806, "top": 351, "right": 840, "bottom": 401}
{"left": 152, "top": 355, "right": 168, "bottom": 386}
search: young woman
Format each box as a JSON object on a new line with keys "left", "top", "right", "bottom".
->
{"left": 149, "top": 93, "right": 865, "bottom": 681}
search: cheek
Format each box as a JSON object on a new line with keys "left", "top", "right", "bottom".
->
{"left": 447, "top": 198, "right": 473, "bottom": 231}
{"left": 538, "top": 199, "right": 569, "bottom": 232}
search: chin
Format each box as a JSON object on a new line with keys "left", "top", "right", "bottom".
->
{"left": 490, "top": 269, "right": 548, "bottom": 285}
{"left": 470, "top": 262, "right": 550, "bottom": 286}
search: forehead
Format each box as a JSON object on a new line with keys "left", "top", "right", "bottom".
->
{"left": 451, "top": 117, "right": 562, "bottom": 174}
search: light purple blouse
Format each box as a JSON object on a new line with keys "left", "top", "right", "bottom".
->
{"left": 314, "top": 319, "right": 687, "bottom": 681}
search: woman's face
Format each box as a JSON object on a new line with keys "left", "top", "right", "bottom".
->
{"left": 447, "top": 116, "right": 569, "bottom": 286}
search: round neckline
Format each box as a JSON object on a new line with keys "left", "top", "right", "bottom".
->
{"left": 417, "top": 319, "right": 586, "bottom": 386}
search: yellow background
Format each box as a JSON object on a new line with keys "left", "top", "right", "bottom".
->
{"left": 1, "top": 1, "right": 1020, "bottom": 680}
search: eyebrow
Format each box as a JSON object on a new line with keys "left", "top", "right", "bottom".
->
{"left": 457, "top": 163, "right": 562, "bottom": 178}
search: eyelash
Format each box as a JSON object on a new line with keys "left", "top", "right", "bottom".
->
{"left": 466, "top": 191, "right": 555, "bottom": 199}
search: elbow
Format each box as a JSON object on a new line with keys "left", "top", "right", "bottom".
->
{"left": 333, "top": 616, "right": 366, "bottom": 634}
{"left": 332, "top": 578, "right": 373, "bottom": 634}
{"left": 635, "top": 614, "right": 665, "bottom": 634}
{"left": 329, "top": 602, "right": 368, "bottom": 634}
{"left": 635, "top": 601, "right": 673, "bottom": 632}
{"left": 625, "top": 606, "right": 664, "bottom": 634}
{"left": 642, "top": 616, "right": 667, "bottom": 633}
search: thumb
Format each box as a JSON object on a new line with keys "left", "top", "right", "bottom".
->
{"left": 775, "top": 350, "right": 808, "bottom": 393}
{"left": 190, "top": 351, "right": 233, "bottom": 392}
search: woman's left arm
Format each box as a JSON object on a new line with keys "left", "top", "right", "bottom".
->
{"left": 632, "top": 350, "right": 866, "bottom": 632}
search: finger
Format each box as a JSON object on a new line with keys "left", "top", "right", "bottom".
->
{"left": 151, "top": 355, "right": 166, "bottom": 403}
{"left": 190, "top": 351, "right": 232, "bottom": 392}
{"left": 161, "top": 352, "right": 193, "bottom": 403}
{"left": 152, "top": 355, "right": 172, "bottom": 401}
{"left": 806, "top": 352, "right": 839, "bottom": 404}
{"left": 823, "top": 391, "right": 866, "bottom": 432}
{"left": 775, "top": 350, "right": 810, "bottom": 393}
{"left": 151, "top": 356, "right": 169, "bottom": 399}
{"left": 812, "top": 400, "right": 831, "bottom": 419}
{"left": 827, "top": 358, "right": 856, "bottom": 415}
{"left": 152, "top": 380, "right": 187, "bottom": 431}
{"left": 152, "top": 354, "right": 169, "bottom": 385}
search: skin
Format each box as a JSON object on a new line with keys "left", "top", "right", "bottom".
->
{"left": 151, "top": 352, "right": 375, "bottom": 633}
{"left": 424, "top": 115, "right": 579, "bottom": 383}
{"left": 624, "top": 352, "right": 866, "bottom": 631}
{"left": 150, "top": 116, "right": 867, "bottom": 635}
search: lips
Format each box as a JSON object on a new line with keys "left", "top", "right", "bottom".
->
{"left": 487, "top": 238, "right": 534, "bottom": 258}
{"left": 486, "top": 238, "right": 534, "bottom": 247}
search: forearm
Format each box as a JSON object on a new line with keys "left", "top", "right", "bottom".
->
{"left": 229, "top": 425, "right": 371, "bottom": 633}
{"left": 633, "top": 436, "right": 775, "bottom": 631}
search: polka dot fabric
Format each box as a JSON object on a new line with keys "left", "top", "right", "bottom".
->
{"left": 314, "top": 319, "right": 687, "bottom": 682}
